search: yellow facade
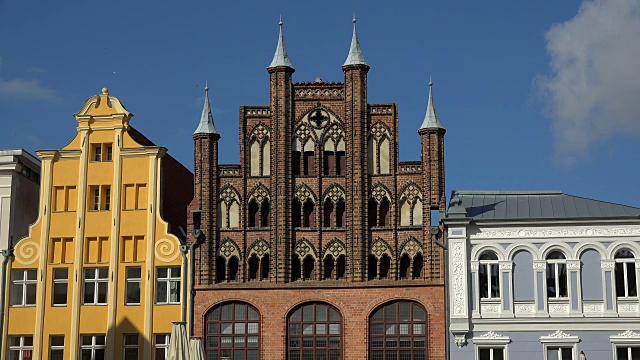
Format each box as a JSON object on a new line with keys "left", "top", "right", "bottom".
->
{"left": 2, "top": 89, "right": 191, "bottom": 359}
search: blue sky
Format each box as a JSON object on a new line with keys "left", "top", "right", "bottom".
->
{"left": 2, "top": 0, "right": 640, "bottom": 207}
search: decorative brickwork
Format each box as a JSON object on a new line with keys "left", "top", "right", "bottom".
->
{"left": 189, "top": 40, "right": 446, "bottom": 359}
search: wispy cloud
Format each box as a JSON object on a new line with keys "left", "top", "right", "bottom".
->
{"left": 536, "top": 0, "right": 640, "bottom": 165}
{"left": 0, "top": 57, "right": 59, "bottom": 103}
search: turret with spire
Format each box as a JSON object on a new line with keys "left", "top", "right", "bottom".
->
{"left": 188, "top": 83, "right": 221, "bottom": 285}
{"left": 267, "top": 18, "right": 295, "bottom": 282}
{"left": 342, "top": 16, "right": 370, "bottom": 282}
{"left": 418, "top": 79, "right": 446, "bottom": 280}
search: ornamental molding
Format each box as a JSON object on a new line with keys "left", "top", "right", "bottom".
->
{"left": 582, "top": 303, "right": 604, "bottom": 313}
{"left": 610, "top": 330, "right": 640, "bottom": 344}
{"left": 540, "top": 330, "right": 580, "bottom": 343}
{"left": 453, "top": 333, "right": 467, "bottom": 348}
{"left": 155, "top": 238, "right": 180, "bottom": 263}
{"left": 549, "top": 330, "right": 572, "bottom": 338}
{"left": 473, "top": 331, "right": 511, "bottom": 345}
{"left": 514, "top": 303, "right": 535, "bottom": 314}
{"left": 471, "top": 227, "right": 640, "bottom": 239}
{"left": 566, "top": 260, "right": 581, "bottom": 270}
{"left": 499, "top": 262, "right": 513, "bottom": 270}
{"left": 470, "top": 262, "right": 479, "bottom": 271}
{"left": 601, "top": 260, "right": 616, "bottom": 269}
{"left": 451, "top": 241, "right": 467, "bottom": 316}
{"left": 533, "top": 261, "right": 548, "bottom": 270}
{"left": 617, "top": 330, "right": 640, "bottom": 338}
{"left": 14, "top": 240, "right": 39, "bottom": 265}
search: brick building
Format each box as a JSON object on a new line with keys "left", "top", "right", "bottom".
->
{"left": 188, "top": 19, "right": 446, "bottom": 360}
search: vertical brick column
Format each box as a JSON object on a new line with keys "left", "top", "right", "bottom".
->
{"left": 188, "top": 132, "right": 220, "bottom": 285}
{"left": 268, "top": 66, "right": 294, "bottom": 283}
{"left": 343, "top": 63, "right": 369, "bottom": 282}
{"left": 419, "top": 127, "right": 445, "bottom": 280}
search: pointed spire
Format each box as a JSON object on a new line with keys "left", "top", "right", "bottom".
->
{"left": 268, "top": 17, "right": 294, "bottom": 69}
{"left": 343, "top": 16, "right": 367, "bottom": 66}
{"left": 419, "top": 78, "right": 445, "bottom": 130}
{"left": 194, "top": 82, "right": 218, "bottom": 135}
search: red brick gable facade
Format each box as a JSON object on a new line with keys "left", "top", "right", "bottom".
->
{"left": 188, "top": 57, "right": 446, "bottom": 360}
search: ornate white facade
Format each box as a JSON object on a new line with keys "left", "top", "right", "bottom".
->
{"left": 445, "top": 190, "right": 640, "bottom": 360}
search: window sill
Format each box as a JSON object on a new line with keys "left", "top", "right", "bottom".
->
{"left": 87, "top": 210, "right": 111, "bottom": 213}
{"left": 82, "top": 303, "right": 108, "bottom": 306}
{"left": 369, "top": 227, "right": 393, "bottom": 230}
{"left": 122, "top": 208, "right": 147, "bottom": 211}
{"left": 10, "top": 304, "right": 36, "bottom": 308}
{"left": 51, "top": 210, "right": 76, "bottom": 213}
{"left": 322, "top": 227, "right": 346, "bottom": 230}
{"left": 155, "top": 302, "right": 180, "bottom": 306}
{"left": 52, "top": 304, "right": 68, "bottom": 307}
{"left": 294, "top": 227, "right": 318, "bottom": 231}
{"left": 125, "top": 303, "right": 141, "bottom": 306}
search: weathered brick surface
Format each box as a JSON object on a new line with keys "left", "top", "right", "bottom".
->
{"left": 193, "top": 285, "right": 445, "bottom": 360}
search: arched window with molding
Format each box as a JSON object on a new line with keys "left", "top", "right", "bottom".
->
{"left": 369, "top": 185, "right": 392, "bottom": 228}
{"left": 368, "top": 123, "right": 392, "bottom": 175}
{"left": 546, "top": 251, "right": 568, "bottom": 298}
{"left": 323, "top": 127, "right": 346, "bottom": 176}
{"left": 615, "top": 249, "right": 637, "bottom": 298}
{"left": 292, "top": 125, "right": 316, "bottom": 177}
{"left": 479, "top": 251, "right": 500, "bottom": 299}
{"left": 287, "top": 303, "right": 342, "bottom": 360}
{"left": 369, "top": 301, "right": 426, "bottom": 360}
{"left": 205, "top": 302, "right": 260, "bottom": 360}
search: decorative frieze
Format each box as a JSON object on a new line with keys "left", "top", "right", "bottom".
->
{"left": 471, "top": 227, "right": 640, "bottom": 239}
{"left": 451, "top": 241, "right": 467, "bottom": 316}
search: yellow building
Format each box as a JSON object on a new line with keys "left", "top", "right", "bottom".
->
{"left": 2, "top": 88, "right": 193, "bottom": 360}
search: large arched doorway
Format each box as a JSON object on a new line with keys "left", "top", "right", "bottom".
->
{"left": 369, "top": 301, "right": 426, "bottom": 360}
{"left": 287, "top": 302, "right": 342, "bottom": 359}
{"left": 205, "top": 302, "right": 260, "bottom": 360}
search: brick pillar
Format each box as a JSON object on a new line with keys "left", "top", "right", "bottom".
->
{"left": 268, "top": 65, "right": 294, "bottom": 283}
{"left": 343, "top": 63, "right": 369, "bottom": 282}
{"left": 419, "top": 127, "right": 445, "bottom": 281}
{"left": 188, "top": 132, "right": 220, "bottom": 285}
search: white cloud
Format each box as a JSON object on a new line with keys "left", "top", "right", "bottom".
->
{"left": 0, "top": 57, "right": 59, "bottom": 103}
{"left": 537, "top": 0, "right": 640, "bottom": 165}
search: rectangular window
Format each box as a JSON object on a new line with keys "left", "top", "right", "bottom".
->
{"left": 547, "top": 346, "right": 573, "bottom": 360}
{"left": 123, "top": 183, "right": 147, "bottom": 210}
{"left": 93, "top": 145, "right": 102, "bottom": 162}
{"left": 616, "top": 346, "right": 640, "bottom": 360}
{"left": 105, "top": 144, "right": 113, "bottom": 161}
{"left": 52, "top": 268, "right": 68, "bottom": 306}
{"left": 91, "top": 186, "right": 100, "bottom": 211}
{"left": 49, "top": 335, "right": 64, "bottom": 360}
{"left": 9, "top": 336, "right": 33, "bottom": 360}
{"left": 123, "top": 334, "right": 139, "bottom": 360}
{"left": 103, "top": 186, "right": 111, "bottom": 211}
{"left": 478, "top": 347, "right": 505, "bottom": 360}
{"left": 81, "top": 335, "right": 106, "bottom": 360}
{"left": 83, "top": 268, "right": 108, "bottom": 305}
{"left": 11, "top": 269, "right": 36, "bottom": 306}
{"left": 156, "top": 267, "right": 180, "bottom": 304}
{"left": 154, "top": 334, "right": 170, "bottom": 360}
{"left": 126, "top": 267, "right": 142, "bottom": 305}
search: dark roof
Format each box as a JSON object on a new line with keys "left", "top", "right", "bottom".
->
{"left": 448, "top": 190, "right": 640, "bottom": 220}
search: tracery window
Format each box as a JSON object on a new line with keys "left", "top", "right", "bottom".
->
{"left": 288, "top": 303, "right": 342, "bottom": 360}
{"left": 294, "top": 185, "right": 316, "bottom": 228}
{"left": 216, "top": 240, "right": 241, "bottom": 283}
{"left": 248, "top": 124, "right": 270, "bottom": 176}
{"left": 368, "top": 123, "right": 391, "bottom": 175}
{"left": 205, "top": 302, "right": 260, "bottom": 360}
{"left": 615, "top": 249, "right": 637, "bottom": 298}
{"left": 399, "top": 184, "right": 423, "bottom": 227}
{"left": 247, "top": 240, "right": 270, "bottom": 281}
{"left": 219, "top": 186, "right": 241, "bottom": 229}
{"left": 369, "top": 301, "right": 426, "bottom": 360}
{"left": 248, "top": 185, "right": 270, "bottom": 228}
{"left": 546, "top": 251, "right": 568, "bottom": 299}
{"left": 323, "top": 126, "right": 346, "bottom": 176}
{"left": 369, "top": 185, "right": 392, "bottom": 228}
{"left": 293, "top": 125, "right": 316, "bottom": 176}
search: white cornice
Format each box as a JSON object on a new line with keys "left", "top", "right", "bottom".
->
{"left": 471, "top": 227, "right": 640, "bottom": 239}
{"left": 540, "top": 330, "right": 579, "bottom": 344}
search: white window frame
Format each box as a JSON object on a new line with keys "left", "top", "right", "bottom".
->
{"left": 154, "top": 333, "right": 170, "bottom": 360}
{"left": 93, "top": 187, "right": 100, "bottom": 211}
{"left": 84, "top": 268, "right": 108, "bottom": 305}
{"left": 125, "top": 267, "right": 142, "bottom": 305}
{"left": 49, "top": 335, "right": 64, "bottom": 359}
{"left": 11, "top": 269, "right": 37, "bottom": 306}
{"left": 479, "top": 253, "right": 500, "bottom": 300}
{"left": 473, "top": 332, "right": 510, "bottom": 360}
{"left": 123, "top": 333, "right": 139, "bottom": 360}
{"left": 615, "top": 250, "right": 637, "bottom": 299}
{"left": 80, "top": 335, "right": 106, "bottom": 360}
{"left": 546, "top": 253, "right": 568, "bottom": 299}
{"left": 156, "top": 267, "right": 180, "bottom": 304}
{"left": 52, "top": 268, "right": 68, "bottom": 306}
{"left": 8, "top": 336, "right": 33, "bottom": 360}
{"left": 93, "top": 144, "right": 102, "bottom": 162}
{"left": 540, "top": 331, "right": 579, "bottom": 360}
{"left": 611, "top": 331, "right": 640, "bottom": 360}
